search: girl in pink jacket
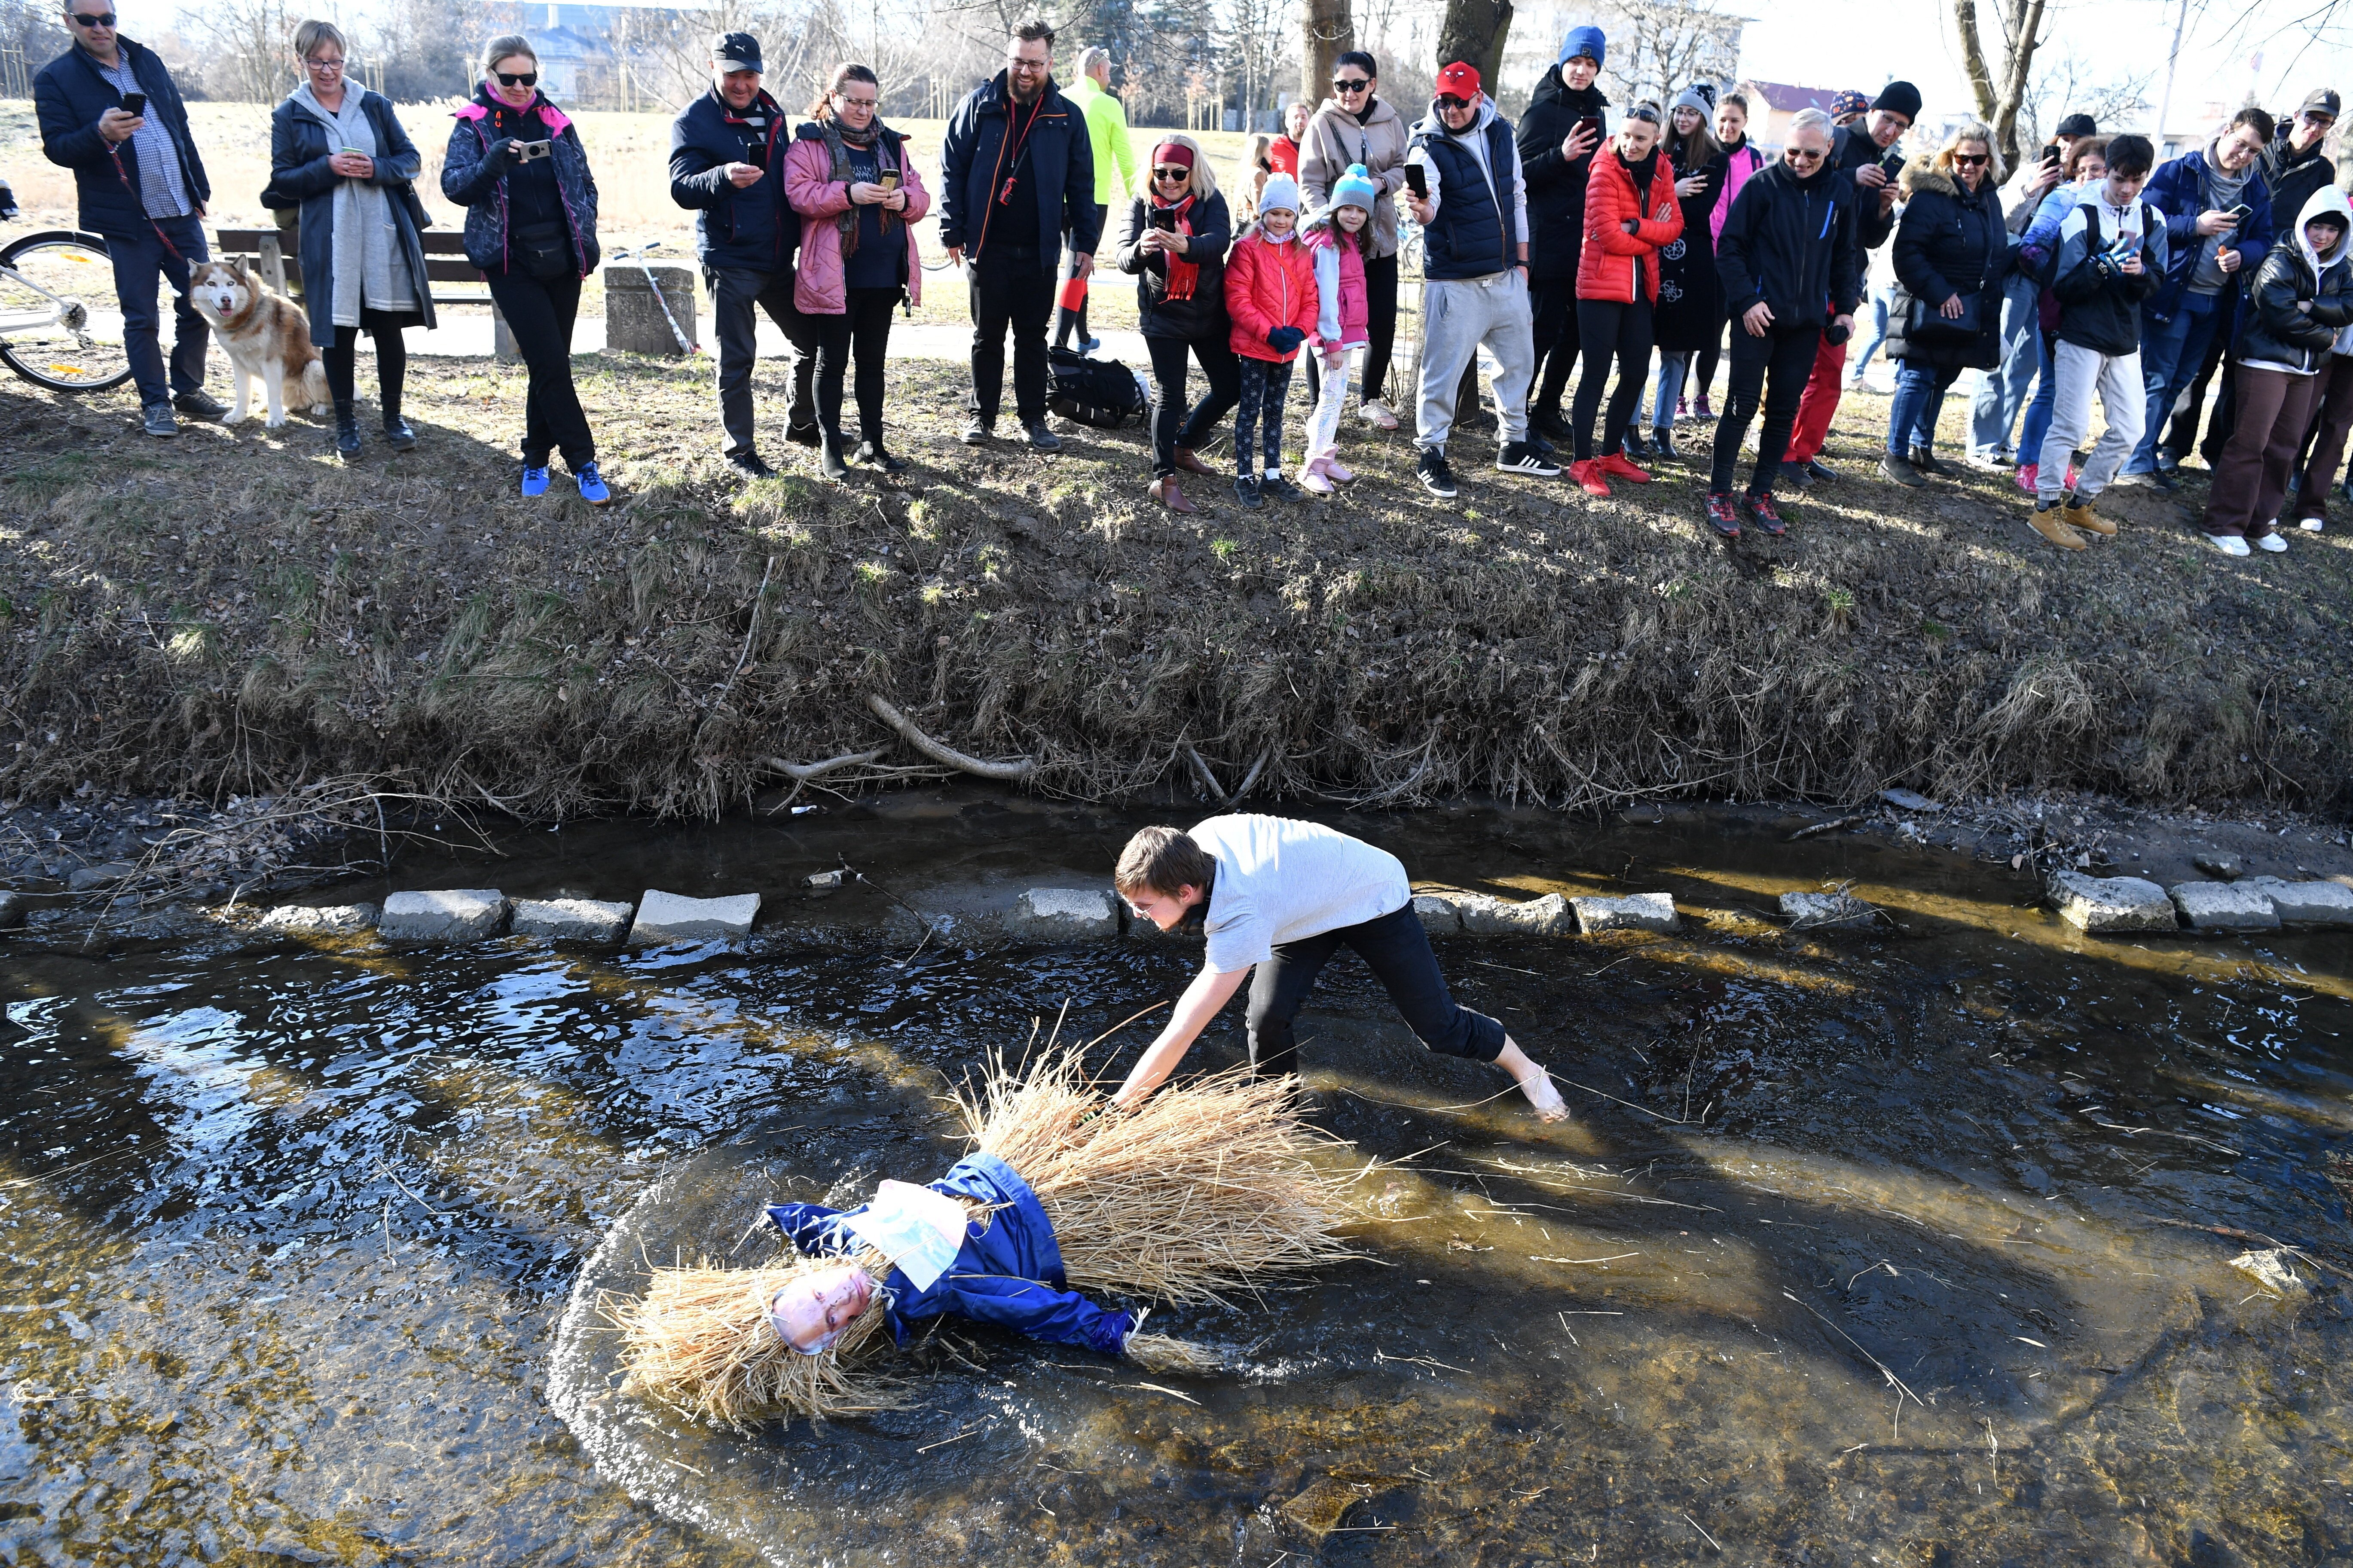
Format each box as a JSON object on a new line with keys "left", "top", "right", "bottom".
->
{"left": 784, "top": 64, "right": 931, "bottom": 479}
{"left": 1299, "top": 164, "right": 1378, "bottom": 494}
{"left": 1223, "top": 173, "right": 1320, "bottom": 508}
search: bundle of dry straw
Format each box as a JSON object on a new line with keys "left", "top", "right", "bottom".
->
{"left": 612, "top": 1051, "right": 1362, "bottom": 1428}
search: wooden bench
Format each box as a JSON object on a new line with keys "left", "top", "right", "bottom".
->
{"left": 212, "top": 224, "right": 497, "bottom": 309}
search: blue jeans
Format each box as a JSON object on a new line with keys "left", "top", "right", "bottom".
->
{"left": 107, "top": 213, "right": 211, "bottom": 407}
{"left": 2017, "top": 329, "right": 2059, "bottom": 464}
{"left": 1649, "top": 349, "right": 1690, "bottom": 434}
{"left": 1886, "top": 361, "right": 1958, "bottom": 454}
{"left": 1850, "top": 288, "right": 1894, "bottom": 375}
{"left": 2126, "top": 290, "right": 2222, "bottom": 473}
{"left": 1969, "top": 272, "right": 2041, "bottom": 456}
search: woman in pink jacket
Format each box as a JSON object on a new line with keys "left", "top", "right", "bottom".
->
{"left": 784, "top": 63, "right": 930, "bottom": 479}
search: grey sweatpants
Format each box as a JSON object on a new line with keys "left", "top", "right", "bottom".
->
{"left": 1416, "top": 270, "right": 1535, "bottom": 450}
{"left": 2038, "top": 341, "right": 2143, "bottom": 503}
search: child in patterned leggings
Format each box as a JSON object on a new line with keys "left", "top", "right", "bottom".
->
{"left": 1222, "top": 174, "right": 1318, "bottom": 507}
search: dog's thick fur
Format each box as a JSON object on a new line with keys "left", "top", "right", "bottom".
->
{"left": 187, "top": 260, "right": 331, "bottom": 428}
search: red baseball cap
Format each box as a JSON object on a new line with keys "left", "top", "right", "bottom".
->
{"left": 1435, "top": 61, "right": 1481, "bottom": 101}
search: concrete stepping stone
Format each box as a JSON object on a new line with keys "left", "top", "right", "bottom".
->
{"left": 2167, "top": 880, "right": 2281, "bottom": 933}
{"left": 2241, "top": 877, "right": 2353, "bottom": 929}
{"left": 1412, "top": 892, "right": 1463, "bottom": 934}
{"left": 379, "top": 889, "right": 509, "bottom": 941}
{"left": 513, "top": 897, "right": 634, "bottom": 943}
{"left": 0, "top": 892, "right": 23, "bottom": 930}
{"left": 1004, "top": 887, "right": 1120, "bottom": 941}
{"left": 2047, "top": 872, "right": 2176, "bottom": 933}
{"left": 1459, "top": 892, "right": 1576, "bottom": 936}
{"left": 1779, "top": 891, "right": 1877, "bottom": 929}
{"left": 259, "top": 902, "right": 378, "bottom": 936}
{"left": 630, "top": 889, "right": 760, "bottom": 946}
{"left": 1571, "top": 893, "right": 1680, "bottom": 934}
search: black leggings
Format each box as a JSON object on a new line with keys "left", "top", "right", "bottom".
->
{"left": 486, "top": 268, "right": 594, "bottom": 470}
{"left": 1709, "top": 317, "right": 1821, "bottom": 494}
{"left": 1304, "top": 251, "right": 1400, "bottom": 407}
{"left": 813, "top": 286, "right": 898, "bottom": 443}
{"left": 1695, "top": 324, "right": 1723, "bottom": 406}
{"left": 319, "top": 311, "right": 409, "bottom": 416}
{"left": 1244, "top": 903, "right": 1507, "bottom": 1078}
{"left": 1571, "top": 296, "right": 1654, "bottom": 461}
{"left": 1235, "top": 356, "right": 1294, "bottom": 476}
{"left": 1145, "top": 333, "right": 1242, "bottom": 478}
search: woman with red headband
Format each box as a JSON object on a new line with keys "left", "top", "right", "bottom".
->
{"left": 1115, "top": 136, "right": 1238, "bottom": 512}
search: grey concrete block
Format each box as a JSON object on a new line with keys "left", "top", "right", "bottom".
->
{"left": 513, "top": 897, "right": 634, "bottom": 943}
{"left": 67, "top": 861, "right": 136, "bottom": 891}
{"left": 630, "top": 889, "right": 760, "bottom": 945}
{"left": 2241, "top": 877, "right": 2353, "bottom": 929}
{"left": 1572, "top": 893, "right": 1681, "bottom": 934}
{"left": 259, "top": 902, "right": 378, "bottom": 936}
{"left": 2048, "top": 872, "right": 2176, "bottom": 933}
{"left": 0, "top": 891, "right": 21, "bottom": 930}
{"left": 1412, "top": 892, "right": 1462, "bottom": 934}
{"left": 1780, "top": 891, "right": 1877, "bottom": 929}
{"left": 1003, "top": 887, "right": 1120, "bottom": 942}
{"left": 2168, "top": 880, "right": 2281, "bottom": 933}
{"left": 1461, "top": 891, "right": 1576, "bottom": 936}
{"left": 379, "top": 888, "right": 510, "bottom": 942}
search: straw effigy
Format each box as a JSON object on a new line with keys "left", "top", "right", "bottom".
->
{"left": 612, "top": 1050, "right": 1361, "bottom": 1428}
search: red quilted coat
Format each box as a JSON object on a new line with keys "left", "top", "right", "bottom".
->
{"left": 1577, "top": 148, "right": 1684, "bottom": 303}
{"left": 1225, "top": 228, "right": 1320, "bottom": 363}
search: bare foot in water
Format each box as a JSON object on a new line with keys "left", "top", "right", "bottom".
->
{"left": 1495, "top": 1040, "right": 1570, "bottom": 1123}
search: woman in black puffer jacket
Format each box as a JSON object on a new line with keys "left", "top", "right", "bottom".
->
{"left": 1115, "top": 135, "right": 1236, "bottom": 513}
{"left": 1881, "top": 125, "right": 2010, "bottom": 486}
{"left": 2202, "top": 185, "right": 2353, "bottom": 553}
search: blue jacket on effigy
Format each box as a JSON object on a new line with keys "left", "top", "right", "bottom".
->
{"left": 765, "top": 1152, "right": 1132, "bottom": 1355}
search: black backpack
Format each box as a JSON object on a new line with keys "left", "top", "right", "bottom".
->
{"left": 1046, "top": 347, "right": 1147, "bottom": 428}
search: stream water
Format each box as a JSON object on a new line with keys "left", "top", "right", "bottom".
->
{"left": 2, "top": 796, "right": 2348, "bottom": 1567}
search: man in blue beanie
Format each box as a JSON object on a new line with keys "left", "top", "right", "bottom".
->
{"left": 1518, "top": 24, "right": 1610, "bottom": 442}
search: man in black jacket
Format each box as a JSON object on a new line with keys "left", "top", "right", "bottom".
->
{"left": 34, "top": 3, "right": 222, "bottom": 437}
{"left": 939, "top": 17, "right": 1100, "bottom": 451}
{"left": 1781, "top": 80, "right": 1916, "bottom": 485}
{"left": 1705, "top": 111, "right": 1860, "bottom": 538}
{"left": 669, "top": 31, "right": 818, "bottom": 480}
{"left": 1516, "top": 24, "right": 1607, "bottom": 440}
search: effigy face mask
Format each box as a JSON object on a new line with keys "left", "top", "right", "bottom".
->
{"left": 768, "top": 1263, "right": 874, "bottom": 1354}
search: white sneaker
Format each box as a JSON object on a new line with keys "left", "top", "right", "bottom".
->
{"left": 2298, "top": 516, "right": 2325, "bottom": 531}
{"left": 1965, "top": 450, "right": 2010, "bottom": 473}
{"left": 1357, "top": 399, "right": 1400, "bottom": 431}
{"left": 2207, "top": 533, "right": 2252, "bottom": 556}
{"left": 2255, "top": 531, "right": 2289, "bottom": 552}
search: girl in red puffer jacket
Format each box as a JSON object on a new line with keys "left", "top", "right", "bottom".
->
{"left": 1224, "top": 173, "right": 1320, "bottom": 508}
{"left": 1566, "top": 104, "right": 1684, "bottom": 495}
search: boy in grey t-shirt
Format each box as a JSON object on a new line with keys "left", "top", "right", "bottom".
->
{"left": 1107, "top": 815, "right": 1569, "bottom": 1122}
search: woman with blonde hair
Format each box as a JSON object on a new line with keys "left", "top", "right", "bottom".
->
{"left": 1880, "top": 121, "right": 2009, "bottom": 486}
{"left": 269, "top": 18, "right": 434, "bottom": 459}
{"left": 1115, "top": 134, "right": 1237, "bottom": 511}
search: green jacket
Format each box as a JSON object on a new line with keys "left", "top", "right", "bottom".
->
{"left": 1070, "top": 76, "right": 1137, "bottom": 208}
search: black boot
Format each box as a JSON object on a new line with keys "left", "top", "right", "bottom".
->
{"left": 819, "top": 428, "right": 850, "bottom": 482}
{"left": 333, "top": 399, "right": 362, "bottom": 462}
{"left": 855, "top": 436, "right": 908, "bottom": 472}
{"left": 1052, "top": 305, "right": 1079, "bottom": 352}
{"left": 381, "top": 408, "right": 417, "bottom": 451}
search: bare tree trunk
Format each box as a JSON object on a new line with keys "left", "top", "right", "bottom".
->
{"left": 1302, "top": 0, "right": 1353, "bottom": 108}
{"left": 1435, "top": 0, "right": 1512, "bottom": 87}
{"left": 1950, "top": 0, "right": 2047, "bottom": 167}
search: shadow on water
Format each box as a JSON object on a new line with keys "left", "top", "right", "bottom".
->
{"left": 2, "top": 794, "right": 2350, "bottom": 1566}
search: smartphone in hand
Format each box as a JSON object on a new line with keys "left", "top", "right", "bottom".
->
{"left": 1403, "top": 163, "right": 1428, "bottom": 200}
{"left": 1150, "top": 208, "right": 1177, "bottom": 232}
{"left": 118, "top": 91, "right": 146, "bottom": 116}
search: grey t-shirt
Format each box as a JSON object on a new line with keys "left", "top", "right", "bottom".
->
{"left": 1192, "top": 814, "right": 1412, "bottom": 974}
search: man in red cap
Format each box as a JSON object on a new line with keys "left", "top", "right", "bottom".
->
{"left": 1401, "top": 59, "right": 1557, "bottom": 497}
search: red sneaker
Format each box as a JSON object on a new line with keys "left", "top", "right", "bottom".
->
{"left": 1705, "top": 492, "right": 1742, "bottom": 538}
{"left": 2014, "top": 462, "right": 2038, "bottom": 494}
{"left": 1742, "top": 491, "right": 1788, "bottom": 536}
{"left": 1597, "top": 451, "right": 1652, "bottom": 483}
{"left": 1567, "top": 458, "right": 1611, "bottom": 497}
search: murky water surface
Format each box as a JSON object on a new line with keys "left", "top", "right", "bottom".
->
{"left": 4, "top": 798, "right": 2350, "bottom": 1566}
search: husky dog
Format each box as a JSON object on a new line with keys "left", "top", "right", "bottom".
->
{"left": 186, "top": 259, "right": 331, "bottom": 428}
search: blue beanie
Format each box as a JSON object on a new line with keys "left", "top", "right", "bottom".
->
{"left": 1559, "top": 24, "right": 1605, "bottom": 68}
{"left": 1333, "top": 162, "right": 1378, "bottom": 212}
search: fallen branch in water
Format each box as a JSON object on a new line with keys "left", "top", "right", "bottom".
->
{"left": 865, "top": 694, "right": 1038, "bottom": 781}
{"left": 763, "top": 749, "right": 886, "bottom": 781}
{"left": 1786, "top": 813, "right": 1873, "bottom": 842}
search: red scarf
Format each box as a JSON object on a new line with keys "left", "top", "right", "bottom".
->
{"left": 1154, "top": 192, "right": 1201, "bottom": 300}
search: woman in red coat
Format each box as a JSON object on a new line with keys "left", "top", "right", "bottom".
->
{"left": 1567, "top": 103, "right": 1684, "bottom": 496}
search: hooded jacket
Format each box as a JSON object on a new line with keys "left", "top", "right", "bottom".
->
{"left": 1710, "top": 135, "right": 1767, "bottom": 243}
{"left": 2041, "top": 184, "right": 2167, "bottom": 356}
{"left": 442, "top": 84, "right": 601, "bottom": 277}
{"left": 2234, "top": 185, "right": 2353, "bottom": 374}
{"left": 1305, "top": 220, "right": 1370, "bottom": 347}
{"left": 2139, "top": 146, "right": 2274, "bottom": 320}
{"left": 1517, "top": 65, "right": 1609, "bottom": 282}
{"left": 1225, "top": 223, "right": 1320, "bottom": 361}
{"left": 1577, "top": 146, "right": 1682, "bottom": 302}
{"left": 1114, "top": 186, "right": 1234, "bottom": 340}
{"left": 267, "top": 88, "right": 439, "bottom": 347}
{"left": 33, "top": 35, "right": 209, "bottom": 239}
{"left": 767, "top": 1152, "right": 1131, "bottom": 1355}
{"left": 1407, "top": 96, "right": 1528, "bottom": 281}
{"left": 669, "top": 84, "right": 798, "bottom": 272}
{"left": 1715, "top": 158, "right": 1862, "bottom": 328}
{"left": 1885, "top": 153, "right": 2011, "bottom": 371}
{"left": 782, "top": 122, "right": 931, "bottom": 314}
{"left": 1299, "top": 94, "right": 1412, "bottom": 258}
{"left": 938, "top": 70, "right": 1100, "bottom": 262}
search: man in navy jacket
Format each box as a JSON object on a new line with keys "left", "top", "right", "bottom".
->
{"left": 34, "top": 4, "right": 221, "bottom": 436}
{"left": 670, "top": 31, "right": 818, "bottom": 479}
{"left": 938, "top": 17, "right": 1099, "bottom": 450}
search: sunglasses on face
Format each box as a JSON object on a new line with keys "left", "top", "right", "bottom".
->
{"left": 1786, "top": 148, "right": 1824, "bottom": 162}
{"left": 1953, "top": 152, "right": 1989, "bottom": 165}
{"left": 495, "top": 70, "right": 538, "bottom": 86}
{"left": 69, "top": 10, "right": 115, "bottom": 25}
{"left": 1152, "top": 166, "right": 1189, "bottom": 180}
{"left": 1435, "top": 95, "right": 1470, "bottom": 110}
{"left": 1333, "top": 77, "right": 1371, "bottom": 92}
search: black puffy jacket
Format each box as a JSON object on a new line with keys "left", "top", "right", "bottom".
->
{"left": 2234, "top": 230, "right": 2353, "bottom": 374}
{"left": 1886, "top": 156, "right": 2011, "bottom": 372}
{"left": 1516, "top": 67, "right": 1607, "bottom": 283}
{"left": 1114, "top": 189, "right": 1233, "bottom": 341}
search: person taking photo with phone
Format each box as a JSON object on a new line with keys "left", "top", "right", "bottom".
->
{"left": 444, "top": 32, "right": 610, "bottom": 504}
{"left": 1517, "top": 25, "right": 1610, "bottom": 444}
{"left": 1116, "top": 136, "right": 1237, "bottom": 513}
{"left": 34, "top": 0, "right": 223, "bottom": 437}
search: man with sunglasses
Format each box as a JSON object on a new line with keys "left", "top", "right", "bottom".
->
{"left": 939, "top": 17, "right": 1099, "bottom": 451}
{"left": 1299, "top": 51, "right": 1412, "bottom": 429}
{"left": 35, "top": 1, "right": 222, "bottom": 438}
{"left": 670, "top": 31, "right": 821, "bottom": 481}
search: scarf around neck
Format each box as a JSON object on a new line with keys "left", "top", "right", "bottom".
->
{"left": 1151, "top": 191, "right": 1201, "bottom": 299}
{"left": 820, "top": 111, "right": 898, "bottom": 260}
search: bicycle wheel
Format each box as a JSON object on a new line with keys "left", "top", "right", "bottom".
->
{"left": 0, "top": 230, "right": 133, "bottom": 393}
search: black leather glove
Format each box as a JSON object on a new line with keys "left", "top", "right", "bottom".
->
{"left": 1822, "top": 317, "right": 1852, "bottom": 346}
{"left": 1266, "top": 325, "right": 1306, "bottom": 354}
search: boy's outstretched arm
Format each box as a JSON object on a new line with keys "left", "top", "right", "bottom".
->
{"left": 1111, "top": 964, "right": 1253, "bottom": 1108}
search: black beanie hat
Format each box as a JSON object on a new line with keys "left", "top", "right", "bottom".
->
{"left": 1873, "top": 80, "right": 1923, "bottom": 122}
{"left": 2054, "top": 112, "right": 2098, "bottom": 137}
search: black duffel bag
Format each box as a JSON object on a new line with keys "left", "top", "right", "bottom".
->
{"left": 1046, "top": 347, "right": 1147, "bottom": 428}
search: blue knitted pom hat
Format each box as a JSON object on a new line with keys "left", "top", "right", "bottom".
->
{"left": 1333, "top": 162, "right": 1378, "bottom": 212}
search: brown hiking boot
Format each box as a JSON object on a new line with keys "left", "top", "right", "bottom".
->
{"left": 2062, "top": 492, "right": 2116, "bottom": 536}
{"left": 2027, "top": 500, "right": 2089, "bottom": 550}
